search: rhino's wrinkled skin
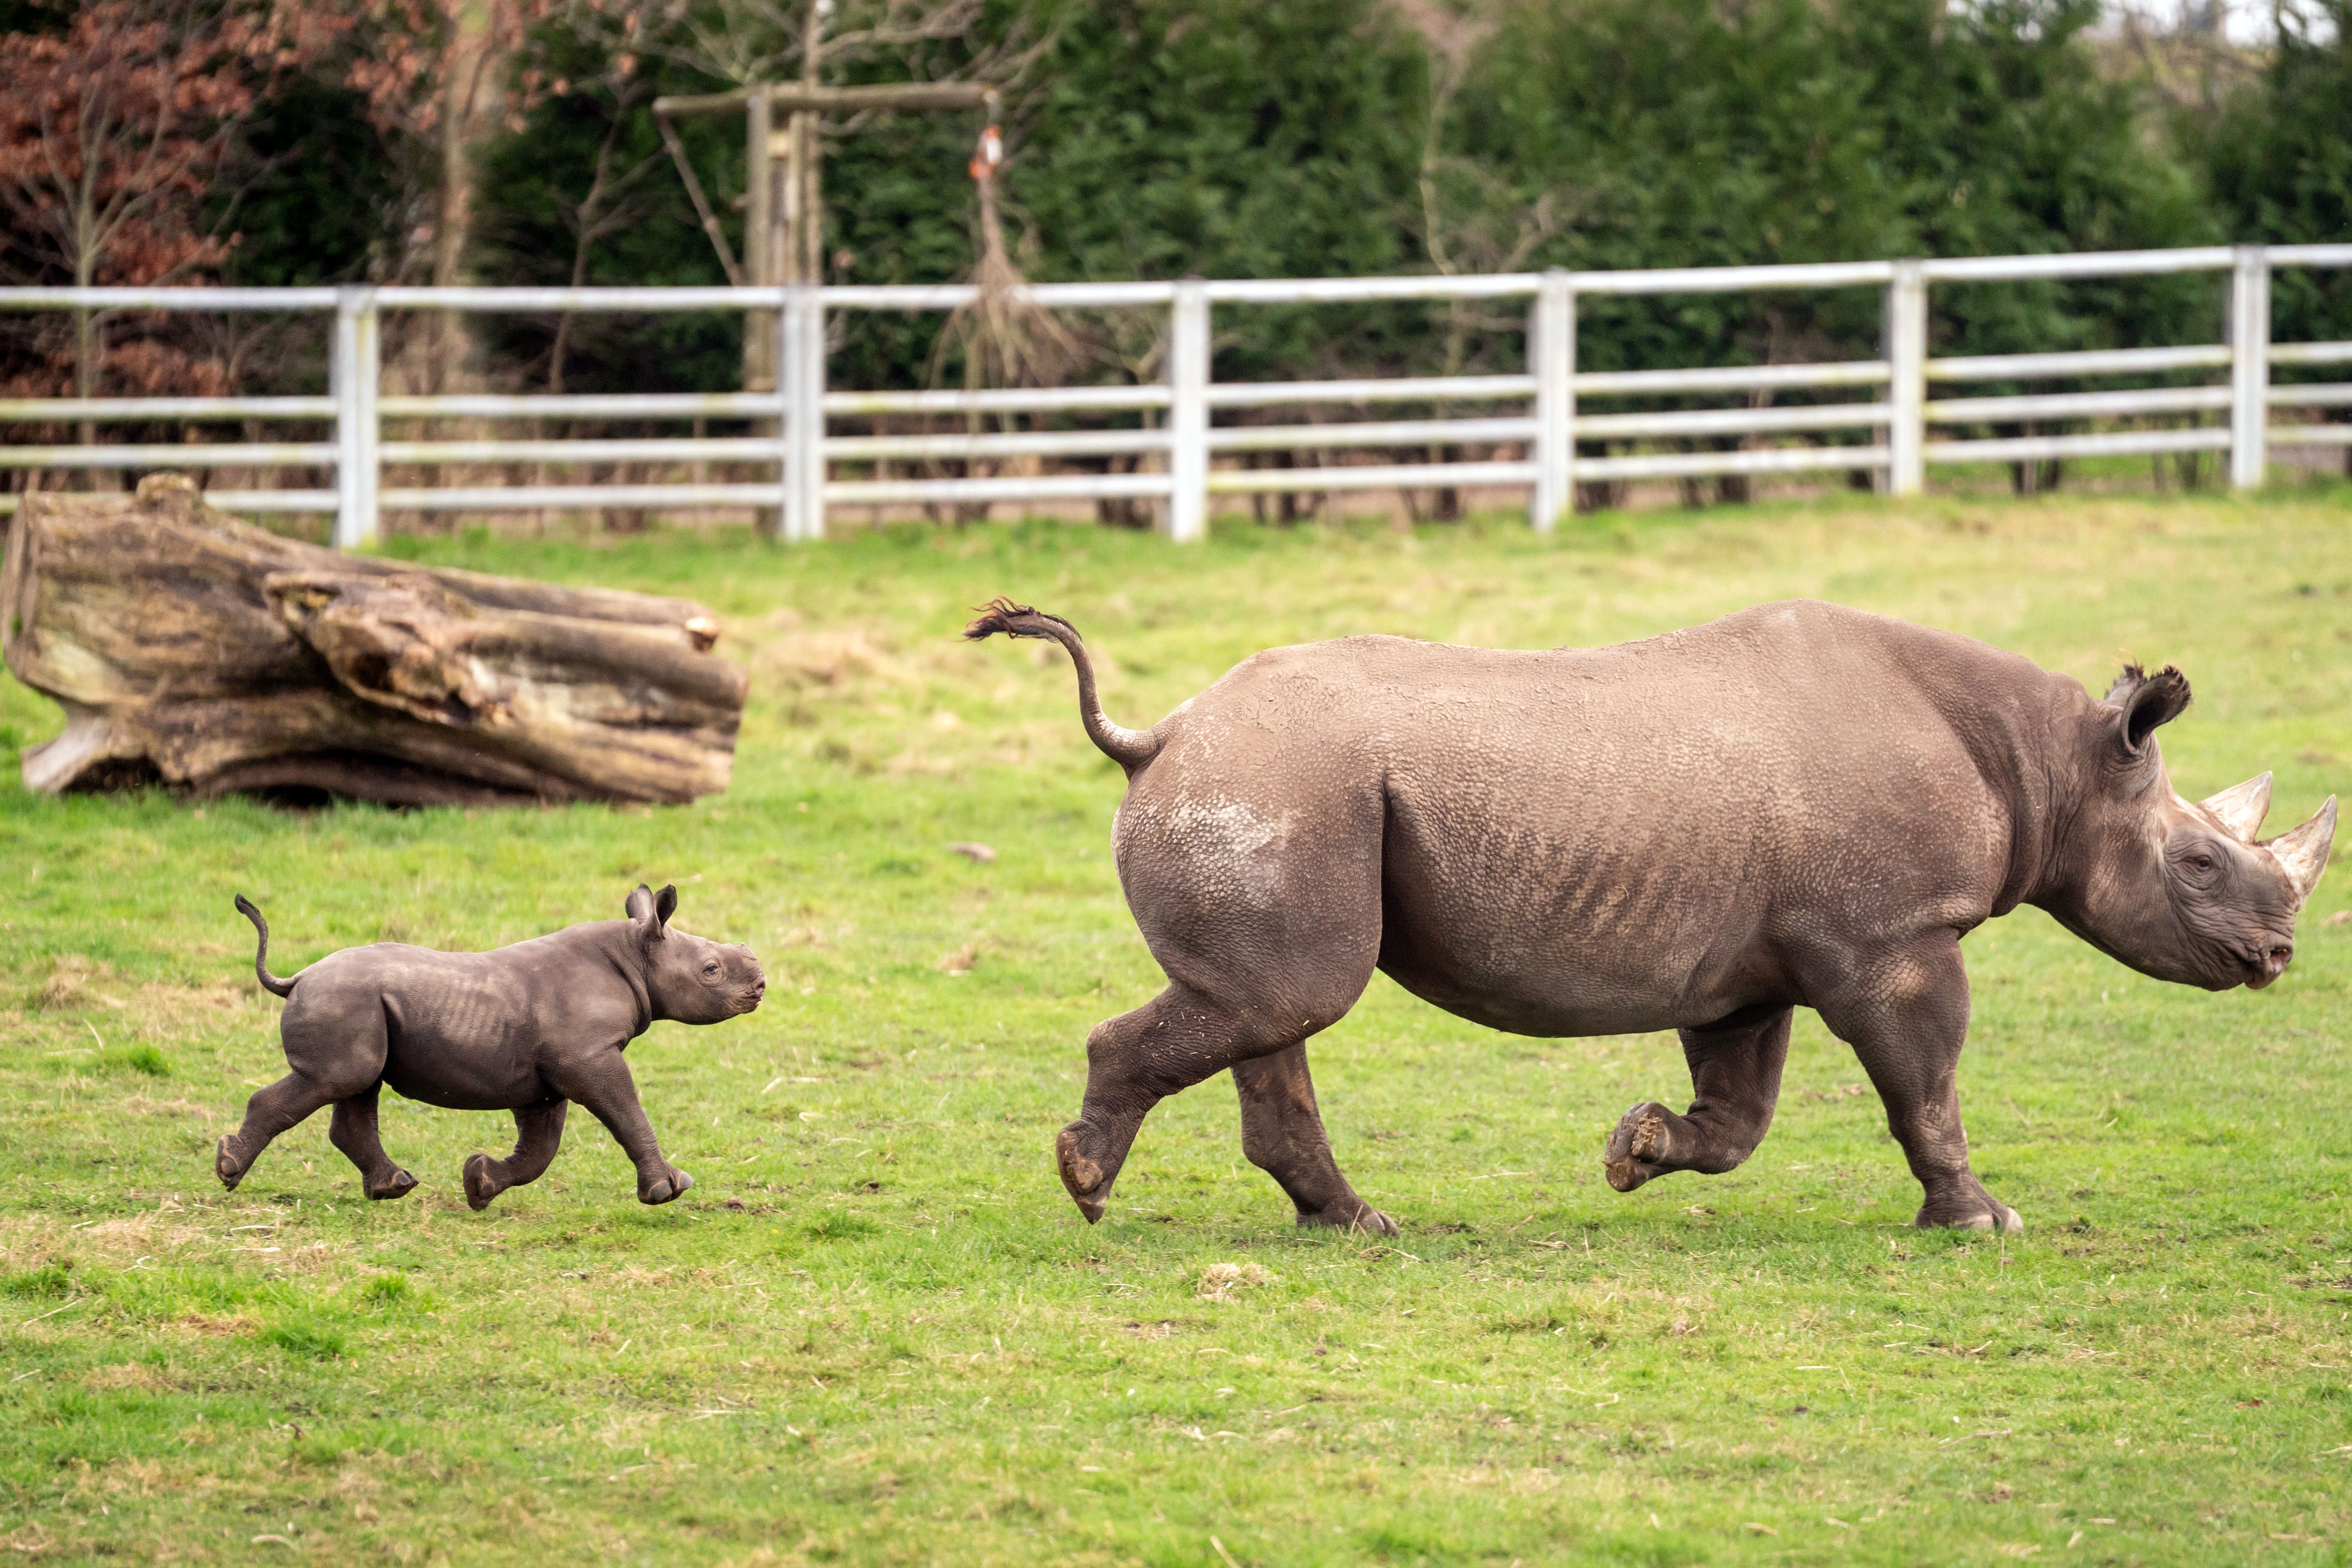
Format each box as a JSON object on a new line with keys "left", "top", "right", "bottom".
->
{"left": 216, "top": 885, "right": 765, "bottom": 1209}
{"left": 967, "top": 598, "right": 2334, "bottom": 1234}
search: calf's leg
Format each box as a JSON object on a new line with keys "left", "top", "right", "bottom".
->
{"left": 328, "top": 1083, "right": 416, "bottom": 1200}
{"left": 217, "top": 1074, "right": 344, "bottom": 1190}
{"left": 463, "top": 1098, "right": 569, "bottom": 1211}
{"left": 1233, "top": 1043, "right": 1394, "bottom": 1234}
{"left": 545, "top": 1053, "right": 692, "bottom": 1205}
{"left": 1815, "top": 936, "right": 2020, "bottom": 1233}
{"left": 1604, "top": 1004, "right": 1792, "bottom": 1192}
{"left": 220, "top": 998, "right": 388, "bottom": 1192}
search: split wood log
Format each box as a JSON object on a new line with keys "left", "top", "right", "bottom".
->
{"left": 1, "top": 475, "right": 746, "bottom": 806}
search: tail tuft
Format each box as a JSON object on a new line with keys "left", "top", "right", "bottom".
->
{"left": 963, "top": 598, "right": 1078, "bottom": 643}
{"left": 962, "top": 596, "right": 1160, "bottom": 772}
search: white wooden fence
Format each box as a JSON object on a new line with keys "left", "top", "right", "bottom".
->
{"left": 2, "top": 243, "right": 2348, "bottom": 546}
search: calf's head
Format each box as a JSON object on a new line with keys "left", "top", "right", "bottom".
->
{"left": 625, "top": 883, "right": 767, "bottom": 1022}
{"left": 2049, "top": 665, "right": 2334, "bottom": 991}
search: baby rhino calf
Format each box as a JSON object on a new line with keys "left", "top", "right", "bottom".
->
{"left": 217, "top": 885, "right": 765, "bottom": 1209}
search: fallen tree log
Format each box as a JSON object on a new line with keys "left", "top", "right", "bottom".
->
{"left": 1, "top": 475, "right": 746, "bottom": 806}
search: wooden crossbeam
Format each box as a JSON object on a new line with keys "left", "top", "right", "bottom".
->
{"left": 652, "top": 82, "right": 997, "bottom": 119}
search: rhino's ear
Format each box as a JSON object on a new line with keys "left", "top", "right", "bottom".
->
{"left": 2198, "top": 771, "right": 2272, "bottom": 842}
{"left": 2105, "top": 663, "right": 2191, "bottom": 758}
{"left": 2263, "top": 796, "right": 2337, "bottom": 909}
{"left": 653, "top": 884, "right": 678, "bottom": 934}
{"left": 624, "top": 883, "right": 656, "bottom": 923}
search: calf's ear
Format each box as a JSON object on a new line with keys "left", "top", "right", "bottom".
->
{"left": 2103, "top": 663, "right": 2191, "bottom": 758}
{"left": 625, "top": 884, "right": 656, "bottom": 922}
{"left": 654, "top": 884, "right": 678, "bottom": 932}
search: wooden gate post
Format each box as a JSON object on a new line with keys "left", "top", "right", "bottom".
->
{"left": 2228, "top": 244, "right": 2271, "bottom": 491}
{"left": 331, "top": 285, "right": 380, "bottom": 550}
{"left": 1883, "top": 259, "right": 1927, "bottom": 497}
{"left": 1167, "top": 277, "right": 1210, "bottom": 542}
{"left": 1529, "top": 268, "right": 1574, "bottom": 531}
{"left": 781, "top": 282, "right": 827, "bottom": 542}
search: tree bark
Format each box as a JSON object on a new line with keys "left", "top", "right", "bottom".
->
{"left": 1, "top": 475, "right": 745, "bottom": 806}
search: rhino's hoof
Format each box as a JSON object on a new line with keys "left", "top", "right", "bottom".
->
{"left": 214, "top": 1135, "right": 245, "bottom": 1192}
{"left": 640, "top": 1167, "right": 693, "bottom": 1205}
{"left": 1055, "top": 1128, "right": 1109, "bottom": 1224}
{"left": 368, "top": 1168, "right": 418, "bottom": 1202}
{"left": 1300, "top": 1205, "right": 1397, "bottom": 1237}
{"left": 462, "top": 1154, "right": 499, "bottom": 1211}
{"left": 1916, "top": 1201, "right": 2022, "bottom": 1234}
{"left": 1603, "top": 1102, "right": 1673, "bottom": 1193}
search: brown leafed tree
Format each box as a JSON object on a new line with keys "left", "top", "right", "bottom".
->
{"left": 0, "top": 0, "right": 335, "bottom": 408}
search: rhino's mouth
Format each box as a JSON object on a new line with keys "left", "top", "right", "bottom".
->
{"left": 2243, "top": 944, "right": 2292, "bottom": 990}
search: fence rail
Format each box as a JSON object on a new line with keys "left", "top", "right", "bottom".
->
{"left": 3, "top": 244, "right": 2348, "bottom": 543}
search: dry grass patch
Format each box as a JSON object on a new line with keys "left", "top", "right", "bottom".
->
{"left": 81, "top": 1362, "right": 177, "bottom": 1393}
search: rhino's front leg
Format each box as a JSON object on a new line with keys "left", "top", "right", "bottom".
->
{"left": 547, "top": 1052, "right": 693, "bottom": 1205}
{"left": 1817, "top": 935, "right": 2021, "bottom": 1233}
{"left": 1604, "top": 1004, "right": 1792, "bottom": 1193}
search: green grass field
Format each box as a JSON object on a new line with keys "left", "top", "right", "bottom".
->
{"left": 4, "top": 488, "right": 2351, "bottom": 1566}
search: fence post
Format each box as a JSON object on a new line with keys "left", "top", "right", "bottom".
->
{"left": 2228, "top": 244, "right": 2270, "bottom": 491}
{"left": 781, "top": 283, "right": 826, "bottom": 542}
{"left": 1883, "top": 259, "right": 1927, "bottom": 497}
{"left": 331, "top": 285, "right": 379, "bottom": 549}
{"left": 1528, "top": 268, "right": 1574, "bottom": 532}
{"left": 1167, "top": 276, "right": 1209, "bottom": 543}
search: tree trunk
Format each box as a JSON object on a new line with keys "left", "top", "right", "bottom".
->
{"left": 2, "top": 475, "right": 745, "bottom": 806}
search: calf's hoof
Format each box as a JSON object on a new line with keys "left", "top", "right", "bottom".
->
{"left": 639, "top": 1167, "right": 693, "bottom": 1205}
{"left": 1603, "top": 1102, "right": 1675, "bottom": 1193}
{"left": 1299, "top": 1203, "right": 1398, "bottom": 1237}
{"left": 214, "top": 1135, "right": 246, "bottom": 1192}
{"left": 462, "top": 1154, "right": 501, "bottom": 1212}
{"left": 1054, "top": 1126, "right": 1110, "bottom": 1224}
{"left": 365, "top": 1168, "right": 418, "bottom": 1202}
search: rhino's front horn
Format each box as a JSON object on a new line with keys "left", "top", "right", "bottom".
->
{"left": 2199, "top": 771, "right": 2273, "bottom": 841}
{"left": 2262, "top": 795, "right": 2337, "bottom": 908}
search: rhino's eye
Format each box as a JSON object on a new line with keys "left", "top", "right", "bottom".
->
{"left": 703, "top": 961, "right": 721, "bottom": 977}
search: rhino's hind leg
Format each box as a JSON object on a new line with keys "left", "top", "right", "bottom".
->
{"left": 328, "top": 1084, "right": 417, "bottom": 1200}
{"left": 463, "top": 1098, "right": 569, "bottom": 1211}
{"left": 1058, "top": 978, "right": 1374, "bottom": 1227}
{"left": 216, "top": 1072, "right": 343, "bottom": 1190}
{"left": 1604, "top": 1004, "right": 1793, "bottom": 1193}
{"left": 1817, "top": 936, "right": 2022, "bottom": 1233}
{"left": 1234, "top": 1043, "right": 1395, "bottom": 1235}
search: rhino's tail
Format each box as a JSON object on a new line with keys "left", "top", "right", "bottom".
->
{"left": 234, "top": 894, "right": 297, "bottom": 998}
{"left": 963, "top": 599, "right": 1161, "bottom": 773}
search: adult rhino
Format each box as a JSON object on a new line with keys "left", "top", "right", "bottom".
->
{"left": 968, "top": 598, "right": 2334, "bottom": 1235}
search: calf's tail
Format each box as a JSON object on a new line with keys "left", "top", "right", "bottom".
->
{"left": 963, "top": 599, "right": 1162, "bottom": 773}
{"left": 234, "top": 894, "right": 297, "bottom": 998}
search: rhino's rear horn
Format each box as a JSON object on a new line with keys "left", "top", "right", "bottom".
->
{"left": 2262, "top": 795, "right": 2337, "bottom": 908}
{"left": 2199, "top": 771, "right": 2273, "bottom": 842}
